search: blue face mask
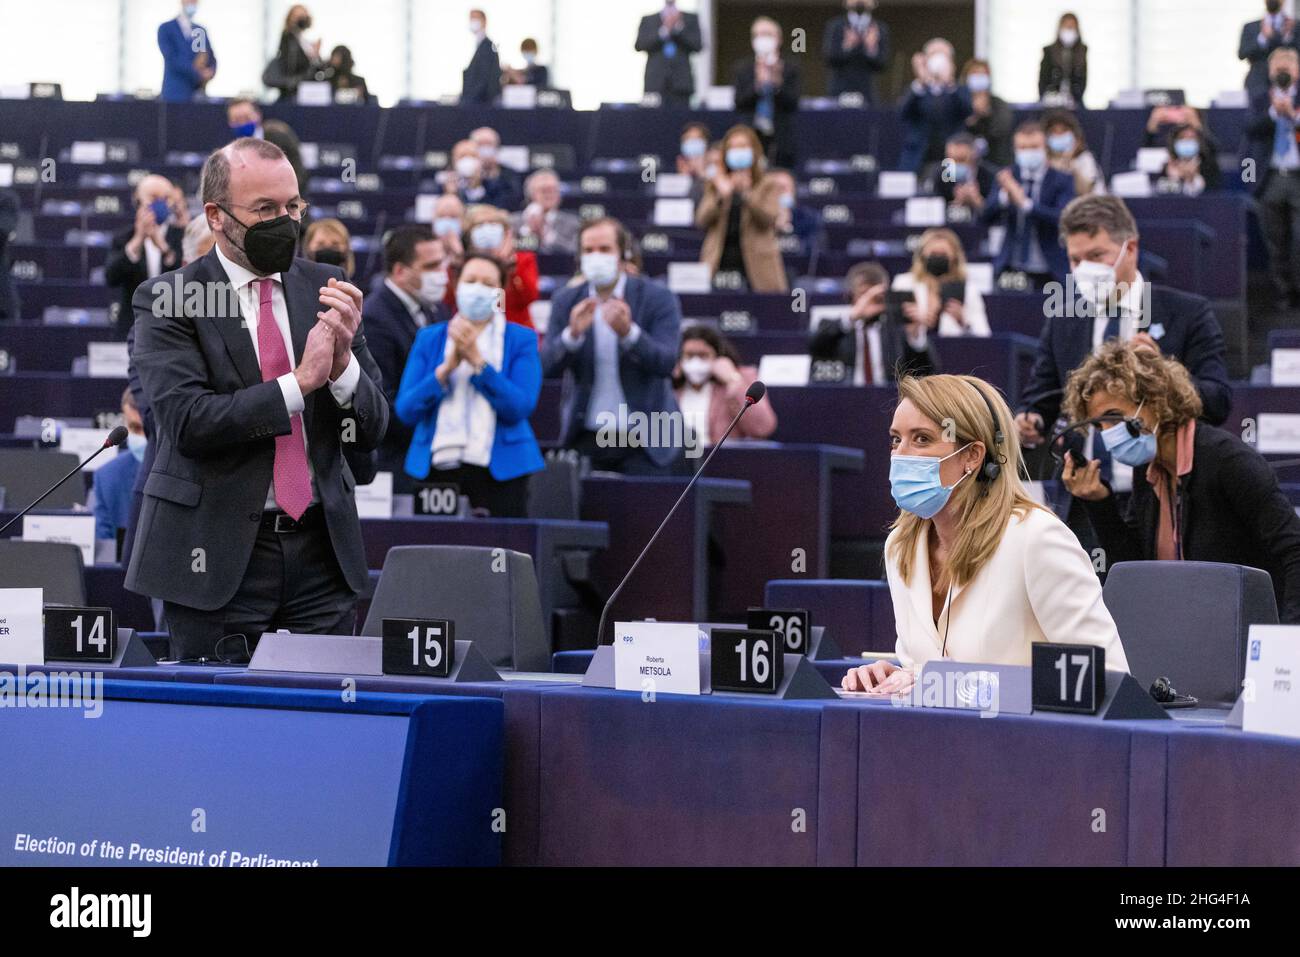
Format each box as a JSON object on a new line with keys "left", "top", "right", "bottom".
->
{"left": 126, "top": 432, "right": 147, "bottom": 462}
{"left": 889, "top": 443, "right": 973, "bottom": 520}
{"left": 1100, "top": 404, "right": 1157, "bottom": 466}
{"left": 456, "top": 281, "right": 498, "bottom": 323}
{"left": 950, "top": 162, "right": 971, "bottom": 183}
{"left": 1047, "top": 131, "right": 1076, "bottom": 154}
{"left": 230, "top": 120, "right": 258, "bottom": 138}
{"left": 1172, "top": 138, "right": 1199, "bottom": 159}
{"left": 149, "top": 198, "right": 170, "bottom": 225}
{"left": 778, "top": 193, "right": 795, "bottom": 209}
{"left": 1015, "top": 147, "right": 1046, "bottom": 172}
{"left": 725, "top": 147, "right": 754, "bottom": 171}
{"left": 681, "top": 138, "right": 706, "bottom": 159}
{"left": 433, "top": 217, "right": 461, "bottom": 238}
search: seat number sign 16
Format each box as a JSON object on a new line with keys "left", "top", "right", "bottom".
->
{"left": 712, "top": 628, "right": 784, "bottom": 693}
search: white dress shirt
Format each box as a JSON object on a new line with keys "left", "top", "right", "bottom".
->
{"left": 213, "top": 243, "right": 360, "bottom": 509}
{"left": 677, "top": 381, "right": 713, "bottom": 445}
{"left": 1085, "top": 272, "right": 1147, "bottom": 493}
{"left": 384, "top": 277, "right": 428, "bottom": 326}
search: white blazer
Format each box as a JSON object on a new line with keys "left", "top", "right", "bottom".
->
{"left": 890, "top": 272, "right": 991, "bottom": 337}
{"left": 885, "top": 506, "right": 1130, "bottom": 673}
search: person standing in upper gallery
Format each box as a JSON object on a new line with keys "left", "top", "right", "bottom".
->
{"left": 1241, "top": 0, "right": 1299, "bottom": 98}
{"left": 733, "top": 17, "right": 802, "bottom": 171}
{"left": 266, "top": 5, "right": 324, "bottom": 100}
{"left": 898, "top": 38, "right": 971, "bottom": 173}
{"left": 158, "top": 1, "right": 216, "bottom": 102}
{"left": 823, "top": 0, "right": 891, "bottom": 104}
{"left": 463, "top": 9, "right": 502, "bottom": 106}
{"left": 960, "top": 58, "right": 1013, "bottom": 168}
{"left": 636, "top": 1, "right": 703, "bottom": 108}
{"left": 1038, "top": 12, "right": 1087, "bottom": 106}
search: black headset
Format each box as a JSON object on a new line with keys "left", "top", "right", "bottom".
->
{"left": 968, "top": 381, "right": 1006, "bottom": 484}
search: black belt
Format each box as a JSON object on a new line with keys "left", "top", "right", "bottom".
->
{"left": 260, "top": 504, "right": 324, "bottom": 533}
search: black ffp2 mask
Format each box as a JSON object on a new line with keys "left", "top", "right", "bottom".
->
{"left": 219, "top": 205, "right": 300, "bottom": 275}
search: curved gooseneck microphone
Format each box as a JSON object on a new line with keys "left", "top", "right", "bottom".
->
{"left": 594, "top": 380, "right": 766, "bottom": 646}
{"left": 0, "top": 426, "right": 128, "bottom": 535}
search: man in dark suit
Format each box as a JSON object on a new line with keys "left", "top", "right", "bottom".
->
{"left": 541, "top": 217, "right": 683, "bottom": 474}
{"left": 636, "top": 2, "right": 702, "bottom": 108}
{"left": 127, "top": 137, "right": 388, "bottom": 661}
{"left": 733, "top": 18, "right": 802, "bottom": 170}
{"left": 1246, "top": 47, "right": 1300, "bottom": 306}
{"left": 157, "top": 1, "right": 215, "bottom": 102}
{"left": 1240, "top": 1, "right": 1298, "bottom": 98}
{"left": 898, "top": 39, "right": 971, "bottom": 172}
{"left": 823, "top": 0, "right": 890, "bottom": 103}
{"left": 105, "top": 174, "right": 187, "bottom": 333}
{"left": 364, "top": 225, "right": 451, "bottom": 488}
{"left": 921, "top": 132, "right": 996, "bottom": 208}
{"left": 977, "top": 120, "right": 1075, "bottom": 288}
{"left": 809, "top": 261, "right": 937, "bottom": 384}
{"left": 462, "top": 9, "right": 501, "bottom": 105}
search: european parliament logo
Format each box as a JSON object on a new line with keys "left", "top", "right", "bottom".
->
{"left": 1250, "top": 639, "right": 1261, "bottom": 661}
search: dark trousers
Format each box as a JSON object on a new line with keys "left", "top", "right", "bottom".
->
{"left": 1261, "top": 171, "right": 1300, "bottom": 299}
{"left": 571, "top": 429, "right": 682, "bottom": 475}
{"left": 163, "top": 510, "right": 356, "bottom": 662}
{"left": 428, "top": 463, "right": 530, "bottom": 517}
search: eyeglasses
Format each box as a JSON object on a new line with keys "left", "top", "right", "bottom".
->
{"left": 226, "top": 199, "right": 310, "bottom": 222}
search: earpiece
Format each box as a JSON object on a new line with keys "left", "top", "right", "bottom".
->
{"left": 968, "top": 381, "right": 1005, "bottom": 484}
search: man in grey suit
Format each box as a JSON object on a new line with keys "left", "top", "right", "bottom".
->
{"left": 540, "top": 217, "right": 683, "bottom": 474}
{"left": 127, "top": 137, "right": 388, "bottom": 661}
{"left": 635, "top": 2, "right": 702, "bottom": 108}
{"left": 511, "top": 169, "right": 581, "bottom": 254}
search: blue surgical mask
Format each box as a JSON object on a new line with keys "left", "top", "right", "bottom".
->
{"left": 725, "top": 147, "right": 754, "bottom": 171}
{"left": 778, "top": 193, "right": 795, "bottom": 209}
{"left": 456, "top": 281, "right": 498, "bottom": 323}
{"left": 230, "top": 120, "right": 258, "bottom": 138}
{"left": 1047, "top": 131, "right": 1076, "bottom": 154}
{"left": 433, "top": 217, "right": 461, "bottom": 238}
{"left": 1015, "top": 148, "right": 1046, "bottom": 172}
{"left": 1100, "top": 403, "right": 1156, "bottom": 466}
{"left": 126, "top": 432, "right": 147, "bottom": 462}
{"left": 183, "top": 2, "right": 198, "bottom": 18}
{"left": 681, "top": 138, "right": 706, "bottom": 159}
{"left": 966, "top": 73, "right": 991, "bottom": 93}
{"left": 469, "top": 222, "right": 505, "bottom": 250}
{"left": 889, "top": 444, "right": 973, "bottom": 520}
{"left": 149, "top": 198, "right": 171, "bottom": 225}
{"left": 950, "top": 162, "right": 971, "bottom": 184}
{"left": 1173, "top": 138, "right": 1200, "bottom": 159}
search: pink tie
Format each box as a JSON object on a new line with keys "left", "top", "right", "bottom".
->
{"left": 256, "top": 279, "right": 312, "bottom": 520}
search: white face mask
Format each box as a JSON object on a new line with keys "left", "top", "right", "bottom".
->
{"left": 470, "top": 19, "right": 485, "bottom": 36}
{"left": 1059, "top": 28, "right": 1078, "bottom": 48}
{"left": 581, "top": 251, "right": 621, "bottom": 287}
{"left": 1073, "top": 240, "right": 1129, "bottom": 311}
{"left": 681, "top": 356, "right": 712, "bottom": 387}
{"left": 470, "top": 222, "right": 505, "bottom": 250}
{"left": 418, "top": 267, "right": 448, "bottom": 306}
{"left": 752, "top": 35, "right": 778, "bottom": 58}
{"left": 477, "top": 143, "right": 497, "bottom": 161}
{"left": 927, "top": 53, "right": 952, "bottom": 79}
{"left": 455, "top": 156, "right": 481, "bottom": 180}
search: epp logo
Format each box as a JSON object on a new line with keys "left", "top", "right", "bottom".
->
{"left": 1250, "top": 639, "right": 1261, "bottom": 661}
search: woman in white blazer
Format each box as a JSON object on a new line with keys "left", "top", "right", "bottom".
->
{"left": 843, "top": 373, "right": 1129, "bottom": 693}
{"left": 890, "top": 227, "right": 990, "bottom": 337}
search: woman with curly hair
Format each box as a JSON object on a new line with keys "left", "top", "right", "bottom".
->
{"left": 1062, "top": 341, "right": 1300, "bottom": 622}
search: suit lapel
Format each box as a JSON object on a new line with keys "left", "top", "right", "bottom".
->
{"left": 200, "top": 251, "right": 262, "bottom": 389}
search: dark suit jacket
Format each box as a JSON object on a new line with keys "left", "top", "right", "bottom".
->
{"left": 125, "top": 251, "right": 389, "bottom": 609}
{"left": 1245, "top": 84, "right": 1300, "bottom": 195}
{"left": 158, "top": 17, "right": 216, "bottom": 102}
{"left": 1037, "top": 42, "right": 1087, "bottom": 102}
{"left": 807, "top": 314, "right": 938, "bottom": 382}
{"left": 965, "top": 94, "right": 1015, "bottom": 167}
{"left": 1240, "top": 18, "right": 1299, "bottom": 97}
{"left": 822, "top": 16, "right": 890, "bottom": 103}
{"left": 540, "top": 275, "right": 683, "bottom": 466}
{"left": 272, "top": 30, "right": 318, "bottom": 96}
{"left": 523, "top": 64, "right": 550, "bottom": 88}
{"left": 463, "top": 36, "right": 502, "bottom": 105}
{"left": 636, "top": 11, "right": 702, "bottom": 100}
{"left": 1017, "top": 284, "right": 1232, "bottom": 430}
{"left": 1081, "top": 423, "right": 1300, "bottom": 623}
{"left": 921, "top": 158, "right": 996, "bottom": 204}
{"left": 0, "top": 189, "right": 18, "bottom": 321}
{"left": 733, "top": 56, "right": 802, "bottom": 168}
{"left": 105, "top": 223, "right": 186, "bottom": 332}
{"left": 981, "top": 165, "right": 1074, "bottom": 279}
{"left": 899, "top": 83, "right": 972, "bottom": 172}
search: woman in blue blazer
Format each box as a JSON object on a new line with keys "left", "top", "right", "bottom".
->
{"left": 395, "top": 253, "right": 544, "bottom": 517}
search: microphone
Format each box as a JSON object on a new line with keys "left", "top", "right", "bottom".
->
{"left": 594, "top": 380, "right": 766, "bottom": 646}
{"left": 0, "top": 426, "right": 129, "bottom": 536}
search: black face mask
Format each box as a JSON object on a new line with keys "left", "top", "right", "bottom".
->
{"left": 296, "top": 16, "right": 312, "bottom": 30}
{"left": 1277, "top": 70, "right": 1294, "bottom": 89}
{"left": 312, "top": 247, "right": 346, "bottom": 269}
{"left": 924, "top": 254, "right": 951, "bottom": 278}
{"left": 1267, "top": 0, "right": 1282, "bottom": 15}
{"left": 219, "top": 205, "right": 300, "bottom": 275}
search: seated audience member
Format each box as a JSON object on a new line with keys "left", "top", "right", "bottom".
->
{"left": 921, "top": 132, "right": 994, "bottom": 209}
{"left": 471, "top": 126, "right": 523, "bottom": 211}
{"left": 673, "top": 325, "right": 777, "bottom": 447}
{"left": 1247, "top": 46, "right": 1300, "bottom": 306}
{"left": 696, "top": 124, "right": 788, "bottom": 292}
{"left": 365, "top": 225, "right": 451, "bottom": 483}
{"left": 0, "top": 188, "right": 21, "bottom": 320}
{"left": 809, "top": 261, "right": 937, "bottom": 383}
{"left": 961, "top": 58, "right": 1012, "bottom": 167}
{"left": 512, "top": 170, "right": 580, "bottom": 254}
{"left": 433, "top": 193, "right": 466, "bottom": 263}
{"left": 978, "top": 120, "right": 1075, "bottom": 288}
{"left": 767, "top": 168, "right": 822, "bottom": 248}
{"left": 891, "top": 228, "right": 990, "bottom": 337}
{"left": 1016, "top": 195, "right": 1231, "bottom": 457}
{"left": 505, "top": 37, "right": 550, "bottom": 87}
{"left": 1157, "top": 125, "right": 1218, "bottom": 196}
{"left": 1038, "top": 12, "right": 1087, "bottom": 104}
{"left": 823, "top": 0, "right": 890, "bottom": 104}
{"left": 303, "top": 217, "right": 355, "bottom": 277}
{"left": 158, "top": 0, "right": 216, "bottom": 102}
{"left": 676, "top": 122, "right": 712, "bottom": 179}
{"left": 1240, "top": 0, "right": 1298, "bottom": 98}
{"left": 226, "top": 98, "right": 307, "bottom": 196}
{"left": 733, "top": 17, "right": 802, "bottom": 169}
{"left": 395, "top": 253, "right": 543, "bottom": 518}
{"left": 459, "top": 205, "right": 538, "bottom": 330}
{"left": 105, "top": 174, "right": 187, "bottom": 331}
{"left": 899, "top": 38, "right": 971, "bottom": 173}
{"left": 92, "top": 387, "right": 146, "bottom": 545}
{"left": 463, "top": 9, "right": 502, "bottom": 105}
{"left": 1044, "top": 109, "right": 1105, "bottom": 196}
{"left": 842, "top": 373, "right": 1128, "bottom": 692}
{"left": 1062, "top": 343, "right": 1300, "bottom": 623}
{"left": 447, "top": 138, "right": 515, "bottom": 210}
{"left": 268, "top": 4, "right": 323, "bottom": 99}
{"left": 181, "top": 214, "right": 214, "bottom": 264}
{"left": 540, "top": 217, "right": 683, "bottom": 474}
{"left": 324, "top": 45, "right": 368, "bottom": 101}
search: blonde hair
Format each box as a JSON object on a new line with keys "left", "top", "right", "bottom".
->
{"left": 909, "top": 227, "right": 967, "bottom": 285}
{"left": 463, "top": 203, "right": 509, "bottom": 232}
{"left": 888, "top": 374, "right": 1046, "bottom": 592}
{"left": 1063, "top": 340, "right": 1203, "bottom": 428}
{"left": 303, "top": 217, "right": 355, "bottom": 277}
